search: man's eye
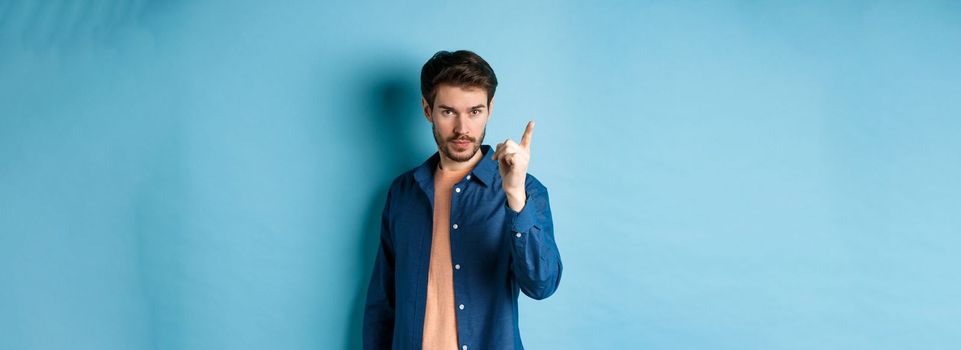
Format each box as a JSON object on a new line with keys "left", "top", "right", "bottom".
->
{"left": 443, "top": 110, "right": 454, "bottom": 116}
{"left": 471, "top": 109, "right": 481, "bottom": 115}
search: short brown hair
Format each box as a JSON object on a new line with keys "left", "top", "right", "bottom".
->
{"left": 420, "top": 50, "right": 498, "bottom": 109}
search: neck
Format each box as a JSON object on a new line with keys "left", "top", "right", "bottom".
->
{"left": 438, "top": 147, "right": 483, "bottom": 172}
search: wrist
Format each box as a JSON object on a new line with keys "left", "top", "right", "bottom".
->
{"left": 506, "top": 189, "right": 526, "bottom": 212}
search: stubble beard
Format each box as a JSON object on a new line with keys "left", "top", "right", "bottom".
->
{"left": 433, "top": 123, "right": 485, "bottom": 163}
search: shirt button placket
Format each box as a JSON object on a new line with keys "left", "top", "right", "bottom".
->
{"left": 452, "top": 181, "right": 463, "bottom": 231}
{"left": 457, "top": 178, "right": 470, "bottom": 350}
{"left": 453, "top": 183, "right": 465, "bottom": 349}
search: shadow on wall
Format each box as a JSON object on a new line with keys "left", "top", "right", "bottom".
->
{"left": 343, "top": 58, "right": 426, "bottom": 349}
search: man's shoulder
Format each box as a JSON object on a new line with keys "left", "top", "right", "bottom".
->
{"left": 387, "top": 167, "right": 419, "bottom": 192}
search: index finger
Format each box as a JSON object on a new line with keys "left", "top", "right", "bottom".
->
{"left": 520, "top": 120, "right": 535, "bottom": 148}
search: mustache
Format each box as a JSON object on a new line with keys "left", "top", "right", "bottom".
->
{"left": 448, "top": 135, "right": 476, "bottom": 142}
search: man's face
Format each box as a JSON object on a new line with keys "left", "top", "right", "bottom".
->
{"left": 423, "top": 84, "right": 492, "bottom": 162}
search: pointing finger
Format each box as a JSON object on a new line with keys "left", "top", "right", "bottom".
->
{"left": 520, "top": 120, "right": 535, "bottom": 148}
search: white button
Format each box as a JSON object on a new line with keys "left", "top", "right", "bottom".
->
{"left": 455, "top": 187, "right": 461, "bottom": 193}
{"left": 463, "top": 346, "right": 468, "bottom": 350}
{"left": 466, "top": 175, "right": 471, "bottom": 180}
{"left": 515, "top": 232, "right": 522, "bottom": 238}
{"left": 455, "top": 264, "right": 461, "bottom": 270}
{"left": 453, "top": 224, "right": 459, "bottom": 230}
{"left": 459, "top": 304, "right": 465, "bottom": 310}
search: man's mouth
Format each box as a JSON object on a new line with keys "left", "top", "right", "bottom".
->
{"left": 450, "top": 139, "right": 472, "bottom": 148}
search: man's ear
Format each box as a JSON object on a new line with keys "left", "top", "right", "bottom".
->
{"left": 421, "top": 96, "right": 432, "bottom": 123}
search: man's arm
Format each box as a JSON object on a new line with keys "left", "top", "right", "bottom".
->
{"left": 492, "top": 120, "right": 562, "bottom": 299}
{"left": 363, "top": 193, "right": 396, "bottom": 349}
{"left": 504, "top": 177, "right": 563, "bottom": 300}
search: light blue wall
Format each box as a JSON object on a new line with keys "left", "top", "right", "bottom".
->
{"left": 2, "top": 1, "right": 959, "bottom": 349}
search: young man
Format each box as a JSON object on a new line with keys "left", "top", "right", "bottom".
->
{"left": 363, "top": 50, "right": 562, "bottom": 350}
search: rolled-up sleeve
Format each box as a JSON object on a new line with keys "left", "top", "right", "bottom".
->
{"left": 504, "top": 175, "right": 563, "bottom": 300}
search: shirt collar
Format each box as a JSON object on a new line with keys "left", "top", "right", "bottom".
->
{"left": 414, "top": 144, "right": 497, "bottom": 189}
{"left": 470, "top": 145, "right": 497, "bottom": 187}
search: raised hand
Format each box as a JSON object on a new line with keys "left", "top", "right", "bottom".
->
{"left": 492, "top": 120, "right": 534, "bottom": 211}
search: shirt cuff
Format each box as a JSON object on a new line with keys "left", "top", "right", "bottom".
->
{"left": 505, "top": 194, "right": 536, "bottom": 234}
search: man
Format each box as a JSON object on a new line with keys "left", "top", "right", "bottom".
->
{"left": 363, "top": 50, "right": 562, "bottom": 350}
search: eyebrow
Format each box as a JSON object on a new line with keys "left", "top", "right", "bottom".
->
{"left": 438, "top": 104, "right": 487, "bottom": 110}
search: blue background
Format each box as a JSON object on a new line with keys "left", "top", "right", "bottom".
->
{"left": 2, "top": 1, "right": 959, "bottom": 349}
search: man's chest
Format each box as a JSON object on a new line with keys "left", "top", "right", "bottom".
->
{"left": 389, "top": 188, "right": 509, "bottom": 266}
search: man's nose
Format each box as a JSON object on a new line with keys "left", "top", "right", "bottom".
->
{"left": 453, "top": 115, "right": 469, "bottom": 135}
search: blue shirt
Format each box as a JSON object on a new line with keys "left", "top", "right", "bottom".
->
{"left": 363, "top": 144, "right": 563, "bottom": 350}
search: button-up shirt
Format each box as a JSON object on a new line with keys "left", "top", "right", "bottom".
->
{"left": 363, "top": 144, "right": 563, "bottom": 350}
